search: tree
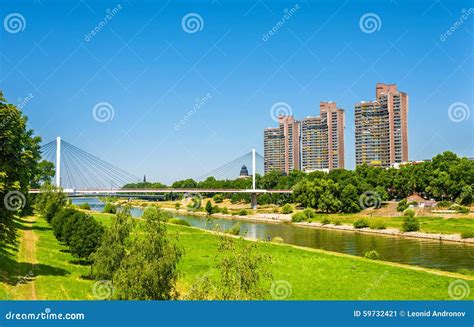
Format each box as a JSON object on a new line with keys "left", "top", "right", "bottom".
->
{"left": 69, "top": 215, "right": 104, "bottom": 260}
{"left": 113, "top": 208, "right": 182, "bottom": 300}
{"left": 205, "top": 200, "right": 213, "bottom": 215}
{"left": 91, "top": 208, "right": 133, "bottom": 279}
{"left": 51, "top": 208, "right": 78, "bottom": 240}
{"left": 186, "top": 235, "right": 272, "bottom": 300}
{"left": 457, "top": 185, "right": 473, "bottom": 206}
{"left": 35, "top": 184, "right": 67, "bottom": 223}
{"left": 0, "top": 91, "right": 47, "bottom": 242}
{"left": 340, "top": 184, "right": 361, "bottom": 213}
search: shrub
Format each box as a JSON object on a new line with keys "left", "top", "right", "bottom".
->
{"left": 103, "top": 202, "right": 117, "bottom": 214}
{"left": 61, "top": 211, "right": 89, "bottom": 245}
{"left": 220, "top": 207, "right": 229, "bottom": 214}
{"left": 320, "top": 217, "right": 331, "bottom": 225}
{"left": 450, "top": 205, "right": 470, "bottom": 214}
{"left": 238, "top": 209, "right": 248, "bottom": 216}
{"left": 364, "top": 250, "right": 380, "bottom": 260}
{"left": 271, "top": 236, "right": 284, "bottom": 243}
{"left": 69, "top": 216, "right": 104, "bottom": 260}
{"left": 403, "top": 209, "right": 415, "bottom": 218}
{"left": 79, "top": 202, "right": 91, "bottom": 210}
{"left": 142, "top": 206, "right": 171, "bottom": 222}
{"left": 225, "top": 222, "right": 241, "bottom": 235}
{"left": 370, "top": 221, "right": 387, "bottom": 230}
{"left": 436, "top": 200, "right": 452, "bottom": 208}
{"left": 168, "top": 218, "right": 191, "bottom": 227}
{"left": 408, "top": 201, "right": 418, "bottom": 207}
{"left": 291, "top": 212, "right": 307, "bottom": 222}
{"left": 461, "top": 231, "right": 474, "bottom": 239}
{"left": 333, "top": 219, "right": 342, "bottom": 226}
{"left": 302, "top": 208, "right": 316, "bottom": 219}
{"left": 205, "top": 200, "right": 213, "bottom": 215}
{"left": 281, "top": 204, "right": 293, "bottom": 214}
{"left": 402, "top": 216, "right": 420, "bottom": 232}
{"left": 396, "top": 199, "right": 408, "bottom": 212}
{"left": 212, "top": 194, "right": 224, "bottom": 203}
{"left": 174, "top": 203, "right": 181, "bottom": 210}
{"left": 353, "top": 219, "right": 369, "bottom": 229}
{"left": 51, "top": 208, "right": 78, "bottom": 241}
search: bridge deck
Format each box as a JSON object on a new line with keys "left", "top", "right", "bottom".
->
{"left": 29, "top": 188, "right": 292, "bottom": 194}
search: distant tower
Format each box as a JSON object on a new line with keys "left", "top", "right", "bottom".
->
{"left": 239, "top": 165, "right": 250, "bottom": 179}
{"left": 143, "top": 175, "right": 147, "bottom": 183}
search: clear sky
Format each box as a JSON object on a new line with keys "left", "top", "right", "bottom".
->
{"left": 1, "top": 0, "right": 473, "bottom": 184}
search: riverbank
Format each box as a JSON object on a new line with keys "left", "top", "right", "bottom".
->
{"left": 161, "top": 207, "right": 474, "bottom": 245}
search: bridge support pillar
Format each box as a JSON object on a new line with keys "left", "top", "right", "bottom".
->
{"left": 251, "top": 193, "right": 257, "bottom": 210}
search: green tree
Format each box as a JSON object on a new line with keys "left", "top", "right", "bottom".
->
{"left": 113, "top": 208, "right": 182, "bottom": 300}
{"left": 35, "top": 184, "right": 67, "bottom": 223}
{"left": 69, "top": 216, "right": 104, "bottom": 260}
{"left": 91, "top": 208, "right": 133, "bottom": 279}
{"left": 340, "top": 184, "right": 361, "bottom": 213}
{"left": 205, "top": 200, "right": 213, "bottom": 215}
{"left": 457, "top": 185, "right": 473, "bottom": 206}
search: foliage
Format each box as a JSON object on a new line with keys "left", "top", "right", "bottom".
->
{"left": 456, "top": 185, "right": 472, "bottom": 205}
{"left": 353, "top": 219, "right": 369, "bottom": 229}
{"left": 220, "top": 207, "right": 229, "bottom": 214}
{"left": 461, "top": 231, "right": 474, "bottom": 239}
{"left": 168, "top": 218, "right": 191, "bottom": 226}
{"left": 402, "top": 216, "right": 420, "bottom": 232}
{"left": 291, "top": 208, "right": 316, "bottom": 222}
{"left": 364, "top": 250, "right": 380, "bottom": 260}
{"left": 185, "top": 236, "right": 272, "bottom": 300}
{"left": 91, "top": 208, "right": 133, "bottom": 280}
{"left": 113, "top": 208, "right": 183, "bottom": 300}
{"left": 69, "top": 215, "right": 104, "bottom": 260}
{"left": 281, "top": 204, "right": 293, "bottom": 214}
{"left": 174, "top": 202, "right": 181, "bottom": 210}
{"left": 61, "top": 210, "right": 89, "bottom": 245}
{"left": 238, "top": 209, "right": 248, "bottom": 216}
{"left": 142, "top": 205, "right": 171, "bottom": 222}
{"left": 78, "top": 202, "right": 91, "bottom": 210}
{"left": 333, "top": 219, "right": 342, "bottom": 226}
{"left": 212, "top": 194, "right": 224, "bottom": 203}
{"left": 225, "top": 222, "right": 241, "bottom": 235}
{"left": 102, "top": 202, "right": 117, "bottom": 214}
{"left": 450, "top": 204, "right": 470, "bottom": 214}
{"left": 50, "top": 208, "right": 78, "bottom": 241}
{"left": 436, "top": 200, "right": 452, "bottom": 208}
{"left": 271, "top": 236, "right": 284, "bottom": 243}
{"left": 205, "top": 200, "right": 213, "bottom": 215}
{"left": 403, "top": 209, "right": 415, "bottom": 218}
{"left": 397, "top": 199, "right": 408, "bottom": 212}
{"left": 320, "top": 216, "right": 331, "bottom": 225}
{"left": 370, "top": 221, "right": 387, "bottom": 230}
{"left": 35, "top": 184, "right": 67, "bottom": 223}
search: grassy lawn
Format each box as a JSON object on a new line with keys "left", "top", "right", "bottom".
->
{"left": 2, "top": 212, "right": 473, "bottom": 300}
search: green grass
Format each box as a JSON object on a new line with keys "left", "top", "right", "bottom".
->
{"left": 2, "top": 213, "right": 473, "bottom": 300}
{"left": 308, "top": 213, "right": 473, "bottom": 235}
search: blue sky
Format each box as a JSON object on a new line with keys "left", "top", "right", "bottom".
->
{"left": 1, "top": 0, "right": 473, "bottom": 184}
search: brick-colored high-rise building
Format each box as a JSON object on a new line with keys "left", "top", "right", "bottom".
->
{"left": 264, "top": 116, "right": 301, "bottom": 174}
{"left": 355, "top": 83, "right": 408, "bottom": 167}
{"left": 301, "top": 102, "right": 345, "bottom": 171}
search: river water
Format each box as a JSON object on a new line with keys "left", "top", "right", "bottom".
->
{"left": 72, "top": 198, "right": 474, "bottom": 273}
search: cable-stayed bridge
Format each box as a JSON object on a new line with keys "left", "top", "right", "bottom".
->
{"left": 34, "top": 137, "right": 291, "bottom": 208}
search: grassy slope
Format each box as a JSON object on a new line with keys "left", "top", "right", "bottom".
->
{"left": 2, "top": 213, "right": 473, "bottom": 300}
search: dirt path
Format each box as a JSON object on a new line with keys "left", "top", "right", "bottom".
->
{"left": 14, "top": 216, "right": 38, "bottom": 300}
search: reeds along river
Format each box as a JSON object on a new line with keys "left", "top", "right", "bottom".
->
{"left": 73, "top": 198, "right": 474, "bottom": 274}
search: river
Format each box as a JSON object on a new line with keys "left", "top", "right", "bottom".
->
{"left": 72, "top": 198, "right": 474, "bottom": 274}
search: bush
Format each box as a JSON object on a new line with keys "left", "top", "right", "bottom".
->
{"left": 174, "top": 203, "right": 181, "bottom": 210}
{"left": 353, "top": 219, "right": 369, "bottom": 229}
{"left": 450, "top": 204, "right": 470, "bottom": 214}
{"left": 212, "top": 194, "right": 224, "bottom": 203}
{"left": 436, "top": 200, "right": 452, "bottom": 208}
{"left": 291, "top": 212, "right": 307, "bottom": 222}
{"left": 364, "top": 250, "right": 380, "bottom": 260}
{"left": 403, "top": 209, "right": 415, "bottom": 218}
{"left": 79, "top": 202, "right": 91, "bottom": 210}
{"left": 402, "top": 216, "right": 420, "bottom": 232}
{"left": 142, "top": 206, "right": 171, "bottom": 222}
{"left": 168, "top": 218, "right": 191, "bottom": 227}
{"left": 61, "top": 211, "right": 89, "bottom": 245}
{"left": 370, "top": 221, "right": 387, "bottom": 230}
{"left": 225, "top": 222, "right": 241, "bottom": 235}
{"left": 238, "top": 209, "right": 248, "bottom": 216}
{"left": 461, "top": 231, "right": 474, "bottom": 239}
{"left": 333, "top": 219, "right": 342, "bottom": 226}
{"left": 321, "top": 217, "right": 331, "bottom": 225}
{"left": 69, "top": 216, "right": 104, "bottom": 260}
{"left": 103, "top": 202, "right": 117, "bottom": 214}
{"left": 220, "top": 207, "right": 229, "bottom": 214}
{"left": 205, "top": 200, "right": 213, "bottom": 215}
{"left": 271, "top": 236, "right": 284, "bottom": 243}
{"left": 281, "top": 204, "right": 293, "bottom": 214}
{"left": 51, "top": 208, "right": 78, "bottom": 240}
{"left": 397, "top": 199, "right": 408, "bottom": 212}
